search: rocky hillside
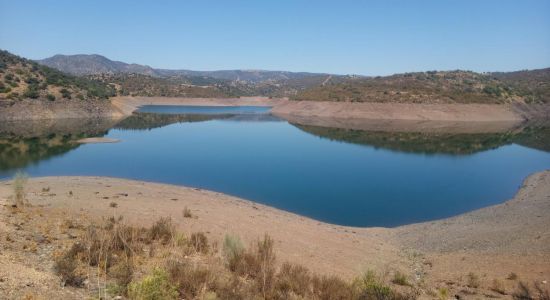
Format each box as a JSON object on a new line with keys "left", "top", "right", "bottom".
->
{"left": 0, "top": 50, "right": 115, "bottom": 101}
{"left": 294, "top": 70, "right": 550, "bottom": 104}
{"left": 37, "top": 54, "right": 330, "bottom": 83}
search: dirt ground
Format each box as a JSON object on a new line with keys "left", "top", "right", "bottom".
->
{"left": 1, "top": 171, "right": 549, "bottom": 299}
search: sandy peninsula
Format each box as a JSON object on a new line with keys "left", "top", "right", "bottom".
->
{"left": 0, "top": 171, "right": 548, "bottom": 298}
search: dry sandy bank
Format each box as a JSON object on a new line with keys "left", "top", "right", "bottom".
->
{"left": 1, "top": 172, "right": 548, "bottom": 294}
{"left": 0, "top": 99, "right": 125, "bottom": 121}
{"left": 112, "top": 96, "right": 550, "bottom": 126}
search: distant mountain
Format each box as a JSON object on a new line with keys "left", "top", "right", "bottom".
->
{"left": 37, "top": 54, "right": 158, "bottom": 77}
{"left": 37, "top": 54, "right": 330, "bottom": 83}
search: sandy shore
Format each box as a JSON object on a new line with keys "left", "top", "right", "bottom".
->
{"left": 111, "top": 96, "right": 550, "bottom": 128}
{"left": 1, "top": 172, "right": 548, "bottom": 296}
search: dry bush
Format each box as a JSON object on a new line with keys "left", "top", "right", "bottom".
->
{"left": 166, "top": 259, "right": 216, "bottom": 299}
{"left": 491, "top": 278, "right": 506, "bottom": 295}
{"left": 274, "top": 262, "right": 312, "bottom": 299}
{"left": 392, "top": 271, "right": 410, "bottom": 286}
{"left": 12, "top": 171, "right": 28, "bottom": 207}
{"left": 312, "top": 274, "right": 353, "bottom": 300}
{"left": 182, "top": 206, "right": 193, "bottom": 218}
{"left": 513, "top": 281, "right": 533, "bottom": 300}
{"left": 54, "top": 252, "right": 83, "bottom": 287}
{"left": 109, "top": 259, "right": 134, "bottom": 290}
{"left": 147, "top": 217, "right": 174, "bottom": 244}
{"left": 508, "top": 272, "right": 519, "bottom": 280}
{"left": 535, "top": 282, "right": 550, "bottom": 300}
{"left": 190, "top": 232, "right": 209, "bottom": 254}
{"left": 467, "top": 272, "right": 480, "bottom": 288}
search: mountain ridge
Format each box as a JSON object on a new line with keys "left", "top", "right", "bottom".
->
{"left": 36, "top": 54, "right": 332, "bottom": 82}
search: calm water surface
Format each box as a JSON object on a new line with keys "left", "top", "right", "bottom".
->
{"left": 1, "top": 105, "right": 549, "bottom": 227}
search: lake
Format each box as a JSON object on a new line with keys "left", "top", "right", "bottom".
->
{"left": 1, "top": 105, "right": 549, "bottom": 227}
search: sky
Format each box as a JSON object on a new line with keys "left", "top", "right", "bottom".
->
{"left": 0, "top": 0, "right": 549, "bottom": 75}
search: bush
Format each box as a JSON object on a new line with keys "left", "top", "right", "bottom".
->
{"left": 46, "top": 94, "right": 55, "bottom": 101}
{"left": 182, "top": 206, "right": 193, "bottom": 218}
{"left": 60, "top": 88, "right": 71, "bottom": 99}
{"left": 223, "top": 234, "right": 244, "bottom": 270}
{"left": 274, "top": 262, "right": 311, "bottom": 298}
{"left": 392, "top": 271, "right": 410, "bottom": 286}
{"left": 467, "top": 272, "right": 480, "bottom": 288}
{"left": 190, "top": 232, "right": 209, "bottom": 254}
{"left": 491, "top": 279, "right": 506, "bottom": 295}
{"left": 166, "top": 259, "right": 215, "bottom": 299}
{"left": 312, "top": 275, "right": 353, "bottom": 300}
{"left": 148, "top": 217, "right": 174, "bottom": 244}
{"left": 128, "top": 269, "right": 178, "bottom": 300}
{"left": 13, "top": 171, "right": 28, "bottom": 207}
{"left": 109, "top": 259, "right": 134, "bottom": 290}
{"left": 54, "top": 253, "right": 83, "bottom": 287}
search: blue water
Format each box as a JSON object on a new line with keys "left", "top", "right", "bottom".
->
{"left": 1, "top": 106, "right": 549, "bottom": 227}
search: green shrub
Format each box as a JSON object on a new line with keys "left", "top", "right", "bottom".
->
{"left": 223, "top": 234, "right": 244, "bottom": 269}
{"left": 60, "top": 88, "right": 71, "bottom": 99}
{"left": 46, "top": 93, "right": 56, "bottom": 101}
{"left": 128, "top": 269, "right": 178, "bottom": 300}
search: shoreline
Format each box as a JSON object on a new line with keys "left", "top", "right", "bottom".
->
{"left": 1, "top": 172, "right": 548, "bottom": 283}
{"left": 3, "top": 96, "right": 549, "bottom": 125}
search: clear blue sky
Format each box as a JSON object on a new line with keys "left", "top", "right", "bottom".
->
{"left": 1, "top": 0, "right": 549, "bottom": 75}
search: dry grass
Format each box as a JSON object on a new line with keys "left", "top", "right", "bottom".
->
{"left": 50, "top": 213, "right": 418, "bottom": 300}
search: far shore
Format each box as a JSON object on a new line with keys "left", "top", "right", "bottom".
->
{"left": 1, "top": 171, "right": 549, "bottom": 295}
{"left": 2, "top": 96, "right": 549, "bottom": 125}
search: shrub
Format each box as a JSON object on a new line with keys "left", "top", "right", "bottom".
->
{"left": 491, "top": 279, "right": 506, "bottom": 295}
{"left": 13, "top": 171, "right": 28, "bottom": 207}
{"left": 54, "top": 253, "right": 83, "bottom": 287}
{"left": 312, "top": 275, "right": 352, "bottom": 300}
{"left": 190, "top": 232, "right": 209, "bottom": 254}
{"left": 60, "top": 88, "right": 71, "bottom": 99}
{"left": 23, "top": 86, "right": 39, "bottom": 99}
{"left": 507, "top": 272, "right": 518, "bottom": 280}
{"left": 392, "top": 271, "right": 410, "bottom": 286}
{"left": 148, "top": 217, "right": 174, "bottom": 244}
{"left": 128, "top": 269, "right": 178, "bottom": 300}
{"left": 46, "top": 93, "right": 55, "bottom": 101}
{"left": 166, "top": 259, "right": 215, "bottom": 299}
{"left": 274, "top": 262, "right": 311, "bottom": 298}
{"left": 109, "top": 259, "right": 134, "bottom": 290}
{"left": 467, "top": 272, "right": 480, "bottom": 288}
{"left": 255, "top": 234, "right": 276, "bottom": 297}
{"left": 353, "top": 270, "right": 393, "bottom": 299}
{"left": 223, "top": 234, "right": 244, "bottom": 270}
{"left": 513, "top": 281, "right": 533, "bottom": 300}
{"left": 182, "top": 206, "right": 193, "bottom": 218}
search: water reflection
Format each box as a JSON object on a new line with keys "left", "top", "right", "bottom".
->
{"left": 293, "top": 124, "right": 550, "bottom": 155}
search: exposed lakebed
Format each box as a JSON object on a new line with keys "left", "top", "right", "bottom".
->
{"left": 1, "top": 105, "right": 549, "bottom": 227}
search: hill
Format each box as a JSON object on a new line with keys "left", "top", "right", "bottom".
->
{"left": 0, "top": 50, "right": 115, "bottom": 101}
{"left": 37, "top": 54, "right": 330, "bottom": 83}
{"left": 293, "top": 69, "right": 550, "bottom": 104}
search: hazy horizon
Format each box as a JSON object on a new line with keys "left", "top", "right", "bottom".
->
{"left": 1, "top": 0, "right": 549, "bottom": 75}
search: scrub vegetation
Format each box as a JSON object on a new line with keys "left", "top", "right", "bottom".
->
{"left": 0, "top": 50, "right": 115, "bottom": 101}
